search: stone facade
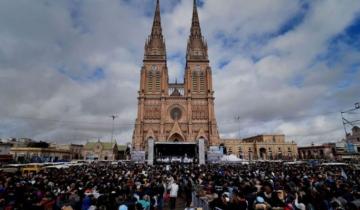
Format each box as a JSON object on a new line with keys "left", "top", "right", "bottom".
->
{"left": 0, "top": 142, "right": 13, "bottom": 162}
{"left": 10, "top": 147, "right": 71, "bottom": 162}
{"left": 52, "top": 144, "right": 83, "bottom": 160}
{"left": 220, "top": 135, "right": 298, "bottom": 160}
{"left": 0, "top": 142, "right": 12, "bottom": 155}
{"left": 298, "top": 143, "right": 336, "bottom": 160}
{"left": 132, "top": 0, "right": 220, "bottom": 151}
{"left": 347, "top": 126, "right": 360, "bottom": 144}
{"left": 82, "top": 141, "right": 118, "bottom": 161}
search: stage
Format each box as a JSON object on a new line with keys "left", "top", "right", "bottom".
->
{"left": 147, "top": 139, "right": 206, "bottom": 165}
{"left": 154, "top": 142, "right": 198, "bottom": 164}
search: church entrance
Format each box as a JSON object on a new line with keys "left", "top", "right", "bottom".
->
{"left": 154, "top": 142, "right": 198, "bottom": 164}
{"left": 259, "top": 148, "right": 267, "bottom": 160}
{"left": 168, "top": 133, "right": 185, "bottom": 142}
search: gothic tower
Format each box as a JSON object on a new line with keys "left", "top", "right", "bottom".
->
{"left": 132, "top": 0, "right": 220, "bottom": 151}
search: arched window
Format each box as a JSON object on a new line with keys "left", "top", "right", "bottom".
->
{"left": 147, "top": 65, "right": 161, "bottom": 93}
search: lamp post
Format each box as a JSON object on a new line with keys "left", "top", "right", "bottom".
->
{"left": 110, "top": 115, "right": 118, "bottom": 144}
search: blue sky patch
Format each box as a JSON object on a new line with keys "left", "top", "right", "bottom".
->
{"left": 214, "top": 31, "right": 239, "bottom": 49}
{"left": 275, "top": 1, "right": 309, "bottom": 37}
{"left": 58, "top": 66, "right": 106, "bottom": 82}
{"left": 68, "top": 0, "right": 90, "bottom": 34}
{"left": 218, "top": 60, "right": 230, "bottom": 69}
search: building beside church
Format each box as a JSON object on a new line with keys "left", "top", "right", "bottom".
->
{"left": 132, "top": 0, "right": 220, "bottom": 163}
{"left": 10, "top": 147, "right": 71, "bottom": 162}
{"left": 298, "top": 143, "right": 336, "bottom": 160}
{"left": 298, "top": 127, "right": 360, "bottom": 161}
{"left": 221, "top": 135, "right": 298, "bottom": 160}
{"left": 82, "top": 141, "right": 118, "bottom": 161}
{"left": 0, "top": 142, "right": 13, "bottom": 162}
{"left": 346, "top": 126, "right": 360, "bottom": 144}
{"left": 52, "top": 144, "right": 83, "bottom": 160}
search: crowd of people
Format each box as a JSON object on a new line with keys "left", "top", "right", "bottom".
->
{"left": 0, "top": 161, "right": 359, "bottom": 210}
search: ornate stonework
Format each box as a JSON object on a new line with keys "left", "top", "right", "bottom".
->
{"left": 132, "top": 0, "right": 220, "bottom": 151}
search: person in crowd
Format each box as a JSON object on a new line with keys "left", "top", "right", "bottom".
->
{"left": 0, "top": 161, "right": 359, "bottom": 210}
{"left": 168, "top": 177, "right": 179, "bottom": 210}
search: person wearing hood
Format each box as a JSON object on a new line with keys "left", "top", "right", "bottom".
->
{"left": 254, "top": 196, "right": 271, "bottom": 210}
{"left": 81, "top": 190, "right": 92, "bottom": 210}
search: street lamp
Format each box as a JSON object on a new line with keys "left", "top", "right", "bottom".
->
{"left": 110, "top": 115, "right": 118, "bottom": 144}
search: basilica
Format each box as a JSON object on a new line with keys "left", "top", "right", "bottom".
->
{"left": 132, "top": 0, "right": 220, "bottom": 163}
{"left": 132, "top": 0, "right": 297, "bottom": 163}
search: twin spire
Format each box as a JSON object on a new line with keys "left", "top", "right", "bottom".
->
{"left": 151, "top": 0, "right": 162, "bottom": 37}
{"left": 191, "top": 0, "right": 202, "bottom": 37}
{"left": 144, "top": 0, "right": 208, "bottom": 61}
{"left": 144, "top": 0, "right": 166, "bottom": 61}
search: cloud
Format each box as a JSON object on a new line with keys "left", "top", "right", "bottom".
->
{"left": 0, "top": 0, "right": 359, "bottom": 146}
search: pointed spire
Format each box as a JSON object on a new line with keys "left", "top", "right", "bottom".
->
{"left": 151, "top": 0, "right": 162, "bottom": 36}
{"left": 187, "top": 0, "right": 208, "bottom": 61}
{"left": 144, "top": 0, "right": 166, "bottom": 61}
{"left": 191, "top": 0, "right": 201, "bottom": 37}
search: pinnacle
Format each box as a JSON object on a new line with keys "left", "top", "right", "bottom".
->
{"left": 144, "top": 0, "right": 166, "bottom": 60}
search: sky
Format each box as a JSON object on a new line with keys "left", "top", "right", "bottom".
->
{"left": 0, "top": 0, "right": 359, "bottom": 146}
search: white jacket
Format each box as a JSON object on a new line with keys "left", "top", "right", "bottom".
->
{"left": 169, "top": 182, "right": 179, "bottom": 198}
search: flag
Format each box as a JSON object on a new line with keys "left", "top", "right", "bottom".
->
{"left": 341, "top": 169, "right": 348, "bottom": 180}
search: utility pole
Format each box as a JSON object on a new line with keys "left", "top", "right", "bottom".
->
{"left": 110, "top": 115, "right": 118, "bottom": 144}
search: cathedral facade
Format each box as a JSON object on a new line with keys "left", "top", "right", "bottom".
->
{"left": 132, "top": 0, "right": 220, "bottom": 151}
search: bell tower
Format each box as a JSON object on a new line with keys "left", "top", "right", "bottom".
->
{"left": 134, "top": 0, "right": 168, "bottom": 150}
{"left": 184, "top": 0, "right": 219, "bottom": 146}
{"left": 140, "top": 0, "right": 168, "bottom": 96}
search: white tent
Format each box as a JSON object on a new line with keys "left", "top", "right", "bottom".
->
{"left": 221, "top": 154, "right": 242, "bottom": 162}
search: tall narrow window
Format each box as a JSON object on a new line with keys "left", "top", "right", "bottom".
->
{"left": 199, "top": 72, "right": 205, "bottom": 93}
{"left": 192, "top": 71, "right": 198, "bottom": 92}
{"left": 147, "top": 71, "right": 153, "bottom": 92}
{"left": 155, "top": 71, "right": 161, "bottom": 92}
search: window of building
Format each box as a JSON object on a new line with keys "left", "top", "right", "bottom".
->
{"left": 155, "top": 71, "right": 161, "bottom": 92}
{"left": 199, "top": 72, "right": 205, "bottom": 93}
{"left": 192, "top": 71, "right": 198, "bottom": 92}
{"left": 147, "top": 71, "right": 153, "bottom": 92}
